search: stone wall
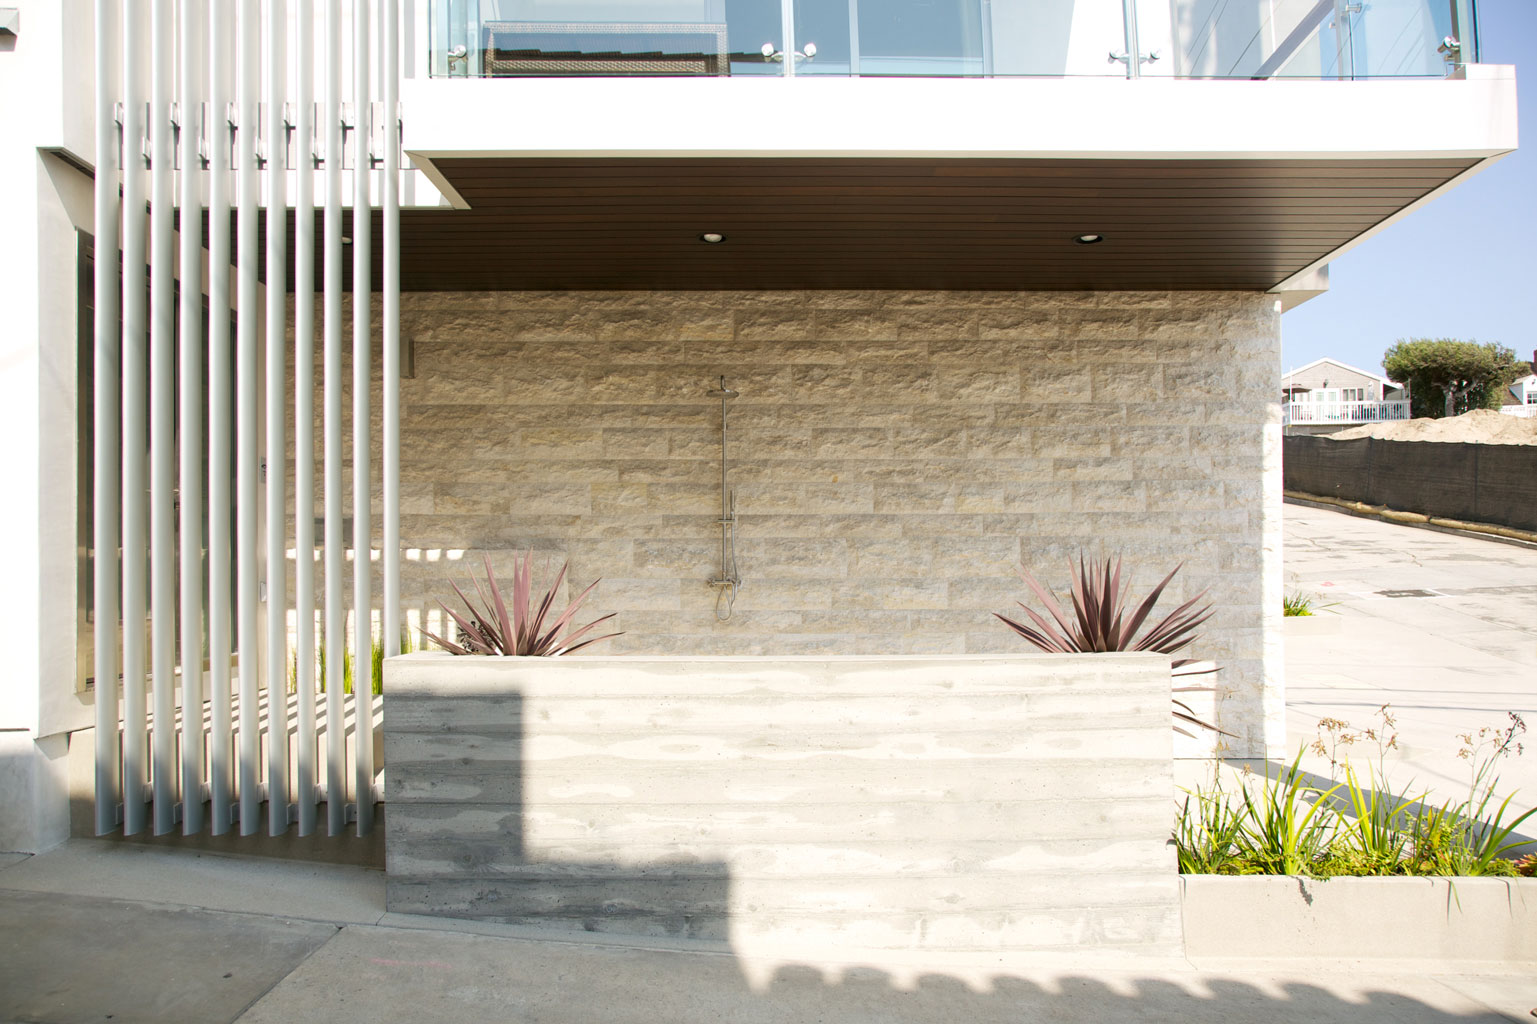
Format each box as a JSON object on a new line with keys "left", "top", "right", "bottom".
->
{"left": 384, "top": 652, "right": 1182, "bottom": 954}
{"left": 296, "top": 290, "right": 1283, "bottom": 756}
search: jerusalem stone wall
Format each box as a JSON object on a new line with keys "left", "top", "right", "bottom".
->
{"left": 296, "top": 290, "right": 1283, "bottom": 756}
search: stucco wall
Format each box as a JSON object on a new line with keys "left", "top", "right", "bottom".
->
{"left": 297, "top": 289, "right": 1283, "bottom": 756}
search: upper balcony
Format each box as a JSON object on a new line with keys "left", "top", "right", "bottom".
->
{"left": 426, "top": 0, "right": 1480, "bottom": 81}
{"left": 391, "top": 0, "right": 1512, "bottom": 294}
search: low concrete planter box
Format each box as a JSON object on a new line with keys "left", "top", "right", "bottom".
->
{"left": 383, "top": 652, "right": 1179, "bottom": 954}
{"left": 1281, "top": 614, "right": 1344, "bottom": 638}
{"left": 1182, "top": 875, "right": 1537, "bottom": 964}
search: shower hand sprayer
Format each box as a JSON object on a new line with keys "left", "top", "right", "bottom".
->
{"left": 707, "top": 376, "right": 742, "bottom": 621}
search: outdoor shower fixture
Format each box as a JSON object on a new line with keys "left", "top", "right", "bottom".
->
{"left": 707, "top": 376, "right": 742, "bottom": 621}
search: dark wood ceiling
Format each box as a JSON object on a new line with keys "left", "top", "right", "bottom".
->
{"left": 280, "top": 155, "right": 1480, "bottom": 292}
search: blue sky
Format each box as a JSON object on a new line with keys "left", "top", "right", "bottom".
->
{"left": 1281, "top": 0, "right": 1534, "bottom": 378}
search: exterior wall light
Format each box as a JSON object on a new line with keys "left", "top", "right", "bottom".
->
{"left": 699, "top": 232, "right": 726, "bottom": 243}
{"left": 1074, "top": 233, "right": 1105, "bottom": 244}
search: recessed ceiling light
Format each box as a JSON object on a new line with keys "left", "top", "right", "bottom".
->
{"left": 341, "top": 236, "right": 353, "bottom": 244}
{"left": 699, "top": 232, "right": 726, "bottom": 244}
{"left": 1074, "top": 233, "right": 1105, "bottom": 245}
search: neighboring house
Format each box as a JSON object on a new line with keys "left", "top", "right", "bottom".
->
{"left": 1281, "top": 357, "right": 1411, "bottom": 434}
{"left": 1500, "top": 372, "right": 1537, "bottom": 417}
{"left": 0, "top": 0, "right": 1514, "bottom": 854}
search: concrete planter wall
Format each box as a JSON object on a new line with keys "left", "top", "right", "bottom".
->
{"left": 383, "top": 651, "right": 1180, "bottom": 954}
{"left": 1182, "top": 875, "right": 1537, "bottom": 964}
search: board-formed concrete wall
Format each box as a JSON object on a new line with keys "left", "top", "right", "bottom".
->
{"left": 383, "top": 652, "right": 1181, "bottom": 954}
{"left": 294, "top": 289, "right": 1283, "bottom": 756}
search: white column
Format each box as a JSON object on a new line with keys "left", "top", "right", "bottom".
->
{"left": 323, "top": 0, "right": 346, "bottom": 837}
{"left": 93, "top": 0, "right": 123, "bottom": 838}
{"left": 178, "top": 0, "right": 207, "bottom": 836}
{"left": 265, "top": 0, "right": 291, "bottom": 839}
{"left": 149, "top": 0, "right": 177, "bottom": 840}
{"left": 382, "top": 0, "right": 401, "bottom": 661}
{"left": 294, "top": 0, "right": 319, "bottom": 838}
{"left": 207, "top": 0, "right": 236, "bottom": 836}
{"left": 352, "top": 0, "right": 375, "bottom": 836}
{"left": 120, "top": 0, "right": 150, "bottom": 838}
{"left": 235, "top": 0, "right": 262, "bottom": 835}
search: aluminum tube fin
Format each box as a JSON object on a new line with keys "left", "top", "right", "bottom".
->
{"left": 207, "top": 0, "right": 236, "bottom": 837}
{"left": 322, "top": 0, "right": 346, "bottom": 838}
{"left": 178, "top": 0, "right": 207, "bottom": 836}
{"left": 353, "top": 0, "right": 374, "bottom": 837}
{"left": 235, "top": 0, "right": 262, "bottom": 836}
{"left": 120, "top": 0, "right": 150, "bottom": 838}
{"left": 149, "top": 0, "right": 177, "bottom": 839}
{"left": 265, "top": 0, "right": 290, "bottom": 840}
{"left": 294, "top": 0, "right": 319, "bottom": 839}
{"left": 93, "top": 0, "right": 123, "bottom": 838}
{"left": 382, "top": 0, "right": 401, "bottom": 662}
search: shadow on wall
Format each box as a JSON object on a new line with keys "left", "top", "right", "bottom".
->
{"left": 384, "top": 688, "right": 732, "bottom": 938}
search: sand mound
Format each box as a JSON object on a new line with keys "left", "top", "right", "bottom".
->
{"left": 1329, "top": 409, "right": 1537, "bottom": 445}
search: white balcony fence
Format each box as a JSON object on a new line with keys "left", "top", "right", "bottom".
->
{"left": 94, "top": 0, "right": 402, "bottom": 841}
{"left": 1283, "top": 399, "right": 1411, "bottom": 426}
{"left": 1499, "top": 405, "right": 1537, "bottom": 418}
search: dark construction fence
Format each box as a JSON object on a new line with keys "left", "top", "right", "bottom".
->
{"left": 1284, "top": 435, "right": 1537, "bottom": 533}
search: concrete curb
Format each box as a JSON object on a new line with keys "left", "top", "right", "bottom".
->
{"left": 1283, "top": 491, "right": 1537, "bottom": 550}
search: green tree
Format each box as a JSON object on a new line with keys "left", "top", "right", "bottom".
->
{"left": 1381, "top": 338, "right": 1523, "bottom": 418}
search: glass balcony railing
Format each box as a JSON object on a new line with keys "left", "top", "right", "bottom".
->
{"left": 429, "top": 0, "right": 1479, "bottom": 80}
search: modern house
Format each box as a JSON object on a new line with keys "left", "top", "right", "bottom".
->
{"left": 1281, "top": 356, "right": 1410, "bottom": 434}
{"left": 0, "top": 0, "right": 1517, "bottom": 867}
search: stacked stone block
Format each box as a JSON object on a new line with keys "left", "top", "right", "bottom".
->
{"left": 290, "top": 290, "right": 1283, "bottom": 756}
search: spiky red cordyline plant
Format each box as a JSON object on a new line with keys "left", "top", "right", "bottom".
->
{"left": 421, "top": 552, "right": 622, "bottom": 657}
{"left": 996, "top": 553, "right": 1226, "bottom": 736}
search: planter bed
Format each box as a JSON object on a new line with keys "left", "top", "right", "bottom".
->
{"left": 1182, "top": 874, "right": 1537, "bottom": 963}
{"left": 383, "top": 652, "right": 1179, "bottom": 954}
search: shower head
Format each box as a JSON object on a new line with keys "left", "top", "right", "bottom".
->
{"left": 707, "top": 376, "right": 739, "bottom": 399}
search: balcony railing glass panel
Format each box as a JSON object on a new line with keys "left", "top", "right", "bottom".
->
{"left": 790, "top": 0, "right": 1128, "bottom": 78}
{"left": 428, "top": 0, "right": 1479, "bottom": 78}
{"left": 1162, "top": 0, "right": 1473, "bottom": 80}
{"left": 431, "top": 0, "right": 785, "bottom": 78}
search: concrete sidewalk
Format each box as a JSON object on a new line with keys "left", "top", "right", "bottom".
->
{"left": 3, "top": 840, "right": 1537, "bottom": 1024}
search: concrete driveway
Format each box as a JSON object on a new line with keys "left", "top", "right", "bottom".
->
{"left": 1281, "top": 501, "right": 1537, "bottom": 813}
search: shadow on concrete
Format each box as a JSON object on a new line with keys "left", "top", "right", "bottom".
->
{"left": 230, "top": 916, "right": 1531, "bottom": 1024}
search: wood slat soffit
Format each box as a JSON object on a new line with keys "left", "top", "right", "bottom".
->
{"left": 372, "top": 156, "right": 1481, "bottom": 291}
